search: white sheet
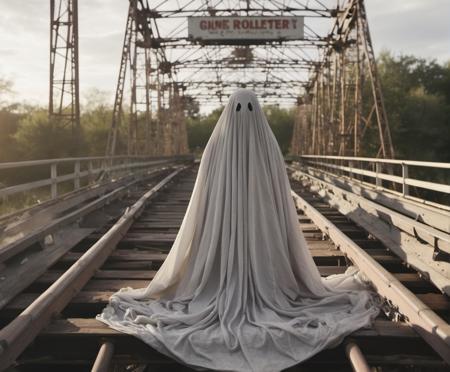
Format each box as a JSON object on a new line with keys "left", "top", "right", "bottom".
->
{"left": 97, "top": 89, "right": 381, "bottom": 372}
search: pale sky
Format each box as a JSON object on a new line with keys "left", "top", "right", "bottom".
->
{"left": 0, "top": 0, "right": 449, "bottom": 109}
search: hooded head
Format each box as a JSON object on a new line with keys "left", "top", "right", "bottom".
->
{"left": 228, "top": 88, "right": 260, "bottom": 114}
{"left": 204, "top": 89, "right": 279, "bottom": 157}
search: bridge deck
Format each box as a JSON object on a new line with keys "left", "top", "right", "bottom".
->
{"left": 0, "top": 164, "right": 448, "bottom": 371}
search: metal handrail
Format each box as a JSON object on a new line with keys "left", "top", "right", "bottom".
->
{"left": 0, "top": 155, "right": 186, "bottom": 170}
{"left": 291, "top": 155, "right": 450, "bottom": 203}
{"left": 0, "top": 155, "right": 193, "bottom": 202}
{"left": 298, "top": 155, "right": 450, "bottom": 169}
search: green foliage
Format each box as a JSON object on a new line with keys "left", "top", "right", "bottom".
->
{"left": 0, "top": 52, "right": 448, "bottom": 163}
{"left": 0, "top": 108, "right": 21, "bottom": 162}
{"left": 14, "top": 109, "right": 75, "bottom": 159}
{"left": 376, "top": 51, "right": 450, "bottom": 161}
{"left": 186, "top": 105, "right": 295, "bottom": 155}
{"left": 0, "top": 77, "right": 14, "bottom": 108}
{"left": 187, "top": 107, "right": 223, "bottom": 153}
{"left": 263, "top": 105, "right": 295, "bottom": 154}
{"left": 81, "top": 93, "right": 112, "bottom": 156}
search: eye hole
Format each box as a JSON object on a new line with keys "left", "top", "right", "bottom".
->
{"left": 236, "top": 103, "right": 241, "bottom": 112}
{"left": 248, "top": 102, "right": 253, "bottom": 111}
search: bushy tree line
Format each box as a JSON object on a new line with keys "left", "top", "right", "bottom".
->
{"left": 187, "top": 105, "right": 295, "bottom": 155}
{"left": 0, "top": 51, "right": 449, "bottom": 162}
{"left": 376, "top": 51, "right": 450, "bottom": 161}
{"left": 0, "top": 89, "right": 114, "bottom": 162}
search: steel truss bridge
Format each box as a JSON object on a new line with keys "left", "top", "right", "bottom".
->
{"left": 49, "top": 0, "right": 393, "bottom": 159}
{"left": 0, "top": 0, "right": 449, "bottom": 371}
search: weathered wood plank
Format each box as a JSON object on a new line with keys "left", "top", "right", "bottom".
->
{"left": 42, "top": 318, "right": 419, "bottom": 339}
{"left": 62, "top": 251, "right": 168, "bottom": 263}
{"left": 6, "top": 290, "right": 448, "bottom": 313}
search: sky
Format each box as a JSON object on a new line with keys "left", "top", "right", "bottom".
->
{"left": 0, "top": 0, "right": 449, "bottom": 109}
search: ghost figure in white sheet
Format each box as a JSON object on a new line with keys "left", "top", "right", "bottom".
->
{"left": 97, "top": 89, "right": 381, "bottom": 372}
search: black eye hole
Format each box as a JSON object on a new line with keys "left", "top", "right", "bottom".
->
{"left": 248, "top": 102, "right": 253, "bottom": 111}
{"left": 236, "top": 103, "right": 241, "bottom": 112}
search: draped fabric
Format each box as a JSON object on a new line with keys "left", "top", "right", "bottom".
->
{"left": 97, "top": 89, "right": 381, "bottom": 372}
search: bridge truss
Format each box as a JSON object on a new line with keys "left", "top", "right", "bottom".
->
{"left": 104, "top": 0, "right": 394, "bottom": 159}
{"left": 290, "top": 0, "right": 395, "bottom": 158}
{"left": 49, "top": 0, "right": 81, "bottom": 142}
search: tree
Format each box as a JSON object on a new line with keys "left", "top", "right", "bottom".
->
{"left": 0, "top": 78, "right": 22, "bottom": 161}
{"left": 14, "top": 109, "right": 75, "bottom": 160}
{"left": 0, "top": 77, "right": 13, "bottom": 108}
{"left": 0, "top": 109, "right": 22, "bottom": 162}
{"left": 187, "top": 107, "right": 223, "bottom": 153}
{"left": 376, "top": 51, "right": 450, "bottom": 162}
{"left": 186, "top": 104, "right": 295, "bottom": 155}
{"left": 263, "top": 105, "right": 295, "bottom": 154}
{"left": 1, "top": 52, "right": 449, "bottom": 163}
{"left": 81, "top": 88, "right": 114, "bottom": 155}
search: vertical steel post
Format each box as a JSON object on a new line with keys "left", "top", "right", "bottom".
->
{"left": 106, "top": 2, "right": 134, "bottom": 157}
{"left": 72, "top": 0, "right": 80, "bottom": 144}
{"left": 49, "top": 0, "right": 80, "bottom": 142}
{"left": 51, "top": 163, "right": 58, "bottom": 199}
{"left": 402, "top": 163, "right": 409, "bottom": 196}
{"left": 375, "top": 162, "right": 382, "bottom": 188}
{"left": 74, "top": 160, "right": 81, "bottom": 190}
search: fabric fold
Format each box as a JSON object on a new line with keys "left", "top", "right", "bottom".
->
{"left": 97, "top": 89, "right": 382, "bottom": 372}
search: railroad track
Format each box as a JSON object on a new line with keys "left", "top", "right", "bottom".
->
{"left": 0, "top": 164, "right": 448, "bottom": 371}
{"left": 289, "top": 175, "right": 449, "bottom": 370}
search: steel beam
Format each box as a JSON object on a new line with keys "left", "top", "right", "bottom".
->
{"left": 290, "top": 189, "right": 450, "bottom": 363}
{"left": 0, "top": 167, "right": 187, "bottom": 370}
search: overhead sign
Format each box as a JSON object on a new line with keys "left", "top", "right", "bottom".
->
{"left": 188, "top": 16, "right": 304, "bottom": 41}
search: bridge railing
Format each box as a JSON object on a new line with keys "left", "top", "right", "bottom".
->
{"left": 0, "top": 155, "right": 193, "bottom": 213}
{"left": 290, "top": 155, "right": 450, "bottom": 206}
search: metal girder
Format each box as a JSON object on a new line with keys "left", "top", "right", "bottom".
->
{"left": 106, "top": 1, "right": 189, "bottom": 157}
{"left": 290, "top": 0, "right": 395, "bottom": 159}
{"left": 106, "top": 3, "right": 134, "bottom": 157}
{"left": 106, "top": 0, "right": 348, "bottom": 156}
{"left": 49, "top": 0, "right": 80, "bottom": 148}
{"left": 106, "top": 0, "right": 394, "bottom": 160}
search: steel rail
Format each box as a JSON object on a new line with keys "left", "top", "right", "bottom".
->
{"left": 0, "top": 167, "right": 175, "bottom": 311}
{"left": 0, "top": 166, "right": 187, "bottom": 370}
{"left": 290, "top": 189, "right": 450, "bottom": 364}
{"left": 91, "top": 341, "right": 114, "bottom": 372}
{"left": 0, "top": 167, "right": 169, "bottom": 264}
{"left": 344, "top": 340, "right": 371, "bottom": 372}
{"left": 0, "top": 165, "right": 443, "bottom": 368}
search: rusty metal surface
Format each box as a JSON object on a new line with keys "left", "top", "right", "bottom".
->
{"left": 0, "top": 166, "right": 187, "bottom": 370}
{"left": 290, "top": 178, "right": 450, "bottom": 365}
{"left": 0, "top": 167, "right": 178, "bottom": 311}
{"left": 91, "top": 341, "right": 114, "bottom": 372}
{"left": 105, "top": 1, "right": 394, "bottom": 159}
{"left": 344, "top": 340, "right": 371, "bottom": 372}
{"left": 289, "top": 166, "right": 450, "bottom": 296}
{"left": 0, "top": 166, "right": 448, "bottom": 370}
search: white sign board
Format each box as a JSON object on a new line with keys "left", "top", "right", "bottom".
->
{"left": 188, "top": 16, "right": 304, "bottom": 41}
